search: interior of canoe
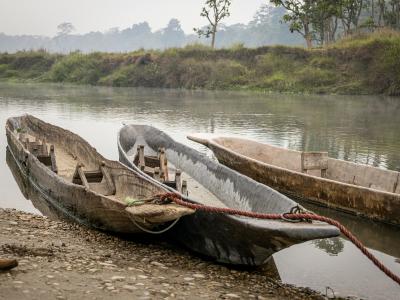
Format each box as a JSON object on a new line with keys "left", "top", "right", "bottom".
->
{"left": 9, "top": 116, "right": 167, "bottom": 203}
{"left": 214, "top": 137, "right": 400, "bottom": 195}
{"left": 125, "top": 143, "right": 227, "bottom": 208}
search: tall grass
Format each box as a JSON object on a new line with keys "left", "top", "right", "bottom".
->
{"left": 0, "top": 30, "right": 399, "bottom": 95}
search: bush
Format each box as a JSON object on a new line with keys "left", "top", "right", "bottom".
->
{"left": 255, "top": 52, "right": 303, "bottom": 76}
{"left": 99, "top": 63, "right": 164, "bottom": 87}
{"left": 49, "top": 53, "right": 103, "bottom": 84}
{"left": 261, "top": 71, "right": 293, "bottom": 91}
{"left": 207, "top": 60, "right": 248, "bottom": 88}
{"left": 310, "top": 56, "right": 336, "bottom": 69}
{"left": 0, "top": 64, "right": 8, "bottom": 75}
{"left": 177, "top": 58, "right": 214, "bottom": 88}
{"left": 295, "top": 66, "right": 338, "bottom": 87}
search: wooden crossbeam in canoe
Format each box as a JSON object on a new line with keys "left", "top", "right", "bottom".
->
{"left": 133, "top": 145, "right": 188, "bottom": 195}
{"left": 72, "top": 162, "right": 116, "bottom": 196}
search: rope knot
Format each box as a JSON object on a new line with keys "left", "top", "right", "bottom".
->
{"left": 155, "top": 192, "right": 181, "bottom": 205}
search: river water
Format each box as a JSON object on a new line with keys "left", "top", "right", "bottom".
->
{"left": 1, "top": 82, "right": 399, "bottom": 299}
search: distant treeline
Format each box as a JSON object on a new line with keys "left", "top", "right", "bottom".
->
{"left": 0, "top": 5, "right": 304, "bottom": 53}
{"left": 1, "top": 30, "right": 399, "bottom": 95}
{"left": 1, "top": 2, "right": 400, "bottom": 53}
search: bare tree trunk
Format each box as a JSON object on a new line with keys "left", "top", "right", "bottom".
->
{"left": 396, "top": 1, "right": 400, "bottom": 29}
{"left": 305, "top": 31, "right": 313, "bottom": 48}
{"left": 306, "top": 36, "right": 312, "bottom": 49}
{"left": 211, "top": 16, "right": 217, "bottom": 48}
{"left": 354, "top": 0, "right": 364, "bottom": 28}
{"left": 371, "top": 0, "right": 374, "bottom": 19}
{"left": 378, "top": 0, "right": 385, "bottom": 26}
{"left": 332, "top": 17, "right": 338, "bottom": 42}
{"left": 304, "top": 22, "right": 312, "bottom": 49}
{"left": 211, "top": 31, "right": 216, "bottom": 48}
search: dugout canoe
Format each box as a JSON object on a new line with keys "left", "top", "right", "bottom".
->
{"left": 118, "top": 125, "right": 340, "bottom": 266}
{"left": 5, "top": 115, "right": 194, "bottom": 234}
{"left": 188, "top": 134, "right": 400, "bottom": 226}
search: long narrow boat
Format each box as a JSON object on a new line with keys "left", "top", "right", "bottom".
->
{"left": 5, "top": 115, "right": 194, "bottom": 234}
{"left": 188, "top": 134, "right": 400, "bottom": 226}
{"left": 118, "top": 125, "right": 339, "bottom": 266}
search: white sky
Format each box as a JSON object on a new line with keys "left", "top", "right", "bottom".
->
{"left": 0, "top": 0, "right": 266, "bottom": 36}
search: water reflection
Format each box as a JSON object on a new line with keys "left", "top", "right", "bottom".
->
{"left": 1, "top": 82, "right": 400, "bottom": 172}
{"left": 300, "top": 201, "right": 400, "bottom": 259}
{"left": 313, "top": 237, "right": 344, "bottom": 256}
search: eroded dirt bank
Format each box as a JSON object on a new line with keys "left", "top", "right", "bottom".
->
{"left": 0, "top": 208, "right": 334, "bottom": 300}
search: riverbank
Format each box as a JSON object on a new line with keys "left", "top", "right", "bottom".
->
{"left": 0, "top": 208, "right": 336, "bottom": 300}
{"left": 0, "top": 30, "right": 399, "bottom": 96}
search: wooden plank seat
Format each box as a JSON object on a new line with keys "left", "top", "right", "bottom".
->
{"left": 140, "top": 165, "right": 156, "bottom": 177}
{"left": 164, "top": 180, "right": 177, "bottom": 189}
{"left": 301, "top": 152, "right": 328, "bottom": 178}
{"left": 134, "top": 155, "right": 160, "bottom": 168}
{"left": 143, "top": 155, "right": 160, "bottom": 168}
{"left": 133, "top": 145, "right": 188, "bottom": 195}
{"left": 72, "top": 162, "right": 116, "bottom": 196}
{"left": 21, "top": 134, "right": 58, "bottom": 173}
{"left": 27, "top": 140, "right": 47, "bottom": 157}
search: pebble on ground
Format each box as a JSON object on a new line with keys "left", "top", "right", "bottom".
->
{"left": 0, "top": 208, "right": 333, "bottom": 300}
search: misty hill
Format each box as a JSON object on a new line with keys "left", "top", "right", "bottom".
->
{"left": 0, "top": 6, "right": 304, "bottom": 53}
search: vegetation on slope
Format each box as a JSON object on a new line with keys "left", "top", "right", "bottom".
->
{"left": 0, "top": 30, "right": 399, "bottom": 95}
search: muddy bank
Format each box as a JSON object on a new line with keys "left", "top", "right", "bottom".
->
{"left": 0, "top": 208, "right": 337, "bottom": 300}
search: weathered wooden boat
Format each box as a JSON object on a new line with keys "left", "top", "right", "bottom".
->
{"left": 5, "top": 115, "right": 194, "bottom": 234}
{"left": 188, "top": 134, "right": 400, "bottom": 226}
{"left": 118, "top": 125, "right": 340, "bottom": 266}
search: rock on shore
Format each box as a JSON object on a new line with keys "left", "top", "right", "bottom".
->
{"left": 0, "top": 208, "right": 329, "bottom": 299}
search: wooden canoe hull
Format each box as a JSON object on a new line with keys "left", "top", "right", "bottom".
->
{"left": 6, "top": 115, "right": 193, "bottom": 234}
{"left": 7, "top": 147, "right": 81, "bottom": 222}
{"left": 189, "top": 135, "right": 400, "bottom": 226}
{"left": 118, "top": 125, "right": 340, "bottom": 266}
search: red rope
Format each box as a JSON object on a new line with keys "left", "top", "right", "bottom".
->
{"left": 159, "top": 192, "right": 400, "bottom": 286}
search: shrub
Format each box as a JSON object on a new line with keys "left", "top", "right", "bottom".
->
{"left": 99, "top": 63, "right": 164, "bottom": 87}
{"left": 177, "top": 58, "right": 214, "bottom": 88}
{"left": 295, "top": 66, "right": 338, "bottom": 87}
{"left": 261, "top": 71, "right": 292, "bottom": 91}
{"left": 49, "top": 53, "right": 104, "bottom": 84}
{"left": 310, "top": 56, "right": 336, "bottom": 69}
{"left": 0, "top": 64, "right": 8, "bottom": 75}
{"left": 207, "top": 60, "right": 248, "bottom": 88}
{"left": 255, "top": 52, "right": 303, "bottom": 76}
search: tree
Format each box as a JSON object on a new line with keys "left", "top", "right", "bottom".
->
{"left": 339, "top": 0, "right": 364, "bottom": 35}
{"left": 270, "top": 0, "right": 315, "bottom": 48}
{"left": 161, "top": 19, "right": 186, "bottom": 48}
{"left": 384, "top": 0, "right": 400, "bottom": 29}
{"left": 248, "top": 4, "right": 304, "bottom": 46}
{"left": 194, "top": 0, "right": 232, "bottom": 48}
{"left": 310, "top": 0, "right": 340, "bottom": 45}
{"left": 57, "top": 22, "right": 75, "bottom": 36}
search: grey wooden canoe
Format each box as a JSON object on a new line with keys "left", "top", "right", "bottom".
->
{"left": 5, "top": 115, "right": 193, "bottom": 234}
{"left": 188, "top": 134, "right": 400, "bottom": 226}
{"left": 118, "top": 125, "right": 339, "bottom": 266}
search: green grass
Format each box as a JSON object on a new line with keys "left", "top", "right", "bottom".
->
{"left": 1, "top": 30, "right": 400, "bottom": 95}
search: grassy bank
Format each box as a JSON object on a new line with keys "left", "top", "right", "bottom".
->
{"left": 1, "top": 30, "right": 400, "bottom": 95}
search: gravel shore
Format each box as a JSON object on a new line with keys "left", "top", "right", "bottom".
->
{"left": 0, "top": 208, "right": 332, "bottom": 300}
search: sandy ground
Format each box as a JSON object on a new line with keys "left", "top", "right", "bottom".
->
{"left": 0, "top": 208, "right": 335, "bottom": 300}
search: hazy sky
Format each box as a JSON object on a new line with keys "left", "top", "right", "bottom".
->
{"left": 0, "top": 0, "right": 266, "bottom": 36}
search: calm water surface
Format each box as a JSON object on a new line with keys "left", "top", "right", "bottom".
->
{"left": 1, "top": 82, "right": 399, "bottom": 299}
